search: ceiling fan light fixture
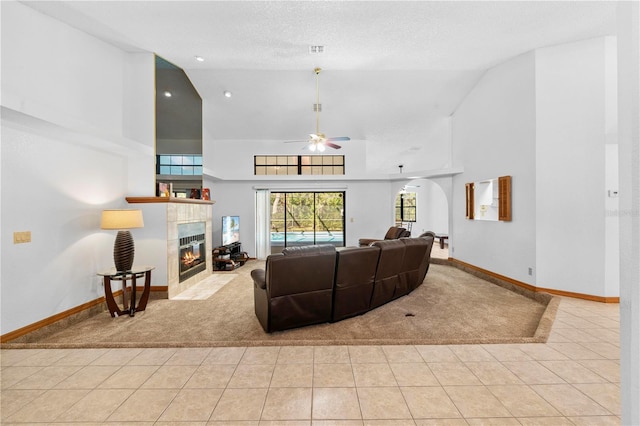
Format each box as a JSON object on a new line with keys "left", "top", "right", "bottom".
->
{"left": 309, "top": 144, "right": 317, "bottom": 152}
{"left": 317, "top": 143, "right": 326, "bottom": 152}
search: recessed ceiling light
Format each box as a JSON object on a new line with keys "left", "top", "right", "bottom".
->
{"left": 163, "top": 91, "right": 172, "bottom": 98}
{"left": 223, "top": 90, "right": 232, "bottom": 98}
{"left": 195, "top": 56, "right": 204, "bottom": 62}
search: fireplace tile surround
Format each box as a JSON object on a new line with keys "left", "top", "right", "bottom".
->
{"left": 126, "top": 197, "right": 214, "bottom": 298}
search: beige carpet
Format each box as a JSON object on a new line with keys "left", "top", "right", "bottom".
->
{"left": 3, "top": 262, "right": 558, "bottom": 348}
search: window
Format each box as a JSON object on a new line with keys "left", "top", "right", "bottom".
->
{"left": 269, "top": 192, "right": 345, "bottom": 254}
{"left": 395, "top": 192, "right": 417, "bottom": 222}
{"left": 254, "top": 155, "right": 344, "bottom": 175}
{"left": 157, "top": 155, "right": 203, "bottom": 176}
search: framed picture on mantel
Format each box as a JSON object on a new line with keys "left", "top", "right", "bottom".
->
{"left": 189, "top": 189, "right": 201, "bottom": 199}
{"left": 157, "top": 182, "right": 171, "bottom": 197}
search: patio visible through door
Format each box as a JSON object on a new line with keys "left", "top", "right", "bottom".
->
{"left": 270, "top": 192, "right": 345, "bottom": 254}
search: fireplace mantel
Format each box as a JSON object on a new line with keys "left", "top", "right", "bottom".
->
{"left": 126, "top": 196, "right": 215, "bottom": 205}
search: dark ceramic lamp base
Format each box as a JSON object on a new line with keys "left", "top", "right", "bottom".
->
{"left": 114, "top": 230, "right": 135, "bottom": 272}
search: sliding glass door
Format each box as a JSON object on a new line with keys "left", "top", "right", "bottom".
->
{"left": 270, "top": 192, "right": 345, "bottom": 254}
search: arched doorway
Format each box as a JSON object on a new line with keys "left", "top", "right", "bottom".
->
{"left": 395, "top": 178, "right": 449, "bottom": 255}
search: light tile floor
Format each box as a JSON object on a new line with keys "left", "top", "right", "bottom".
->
{"left": 1, "top": 296, "right": 620, "bottom": 425}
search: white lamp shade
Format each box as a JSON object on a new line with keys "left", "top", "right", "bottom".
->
{"left": 101, "top": 209, "right": 144, "bottom": 230}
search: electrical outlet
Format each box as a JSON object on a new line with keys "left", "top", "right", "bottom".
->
{"left": 13, "top": 231, "right": 32, "bottom": 244}
{"left": 528, "top": 267, "right": 533, "bottom": 276}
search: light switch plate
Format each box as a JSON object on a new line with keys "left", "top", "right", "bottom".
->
{"left": 13, "top": 231, "right": 31, "bottom": 244}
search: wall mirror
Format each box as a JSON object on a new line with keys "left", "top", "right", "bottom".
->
{"left": 465, "top": 175, "right": 511, "bottom": 221}
{"left": 155, "top": 55, "right": 203, "bottom": 197}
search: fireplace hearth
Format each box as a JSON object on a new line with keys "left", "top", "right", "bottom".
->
{"left": 178, "top": 222, "right": 206, "bottom": 282}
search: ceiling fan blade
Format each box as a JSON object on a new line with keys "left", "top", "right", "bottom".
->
{"left": 325, "top": 142, "right": 342, "bottom": 149}
{"left": 326, "top": 136, "right": 350, "bottom": 142}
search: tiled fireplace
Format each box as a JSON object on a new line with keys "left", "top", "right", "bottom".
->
{"left": 126, "top": 197, "right": 214, "bottom": 299}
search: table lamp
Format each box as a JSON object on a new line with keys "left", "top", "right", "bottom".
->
{"left": 101, "top": 209, "right": 144, "bottom": 272}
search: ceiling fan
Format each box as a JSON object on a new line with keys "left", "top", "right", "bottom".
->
{"left": 285, "top": 68, "right": 350, "bottom": 151}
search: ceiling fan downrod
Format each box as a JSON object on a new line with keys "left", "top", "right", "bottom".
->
{"left": 315, "top": 67, "right": 322, "bottom": 138}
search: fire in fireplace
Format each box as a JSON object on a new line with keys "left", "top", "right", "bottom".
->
{"left": 178, "top": 222, "right": 206, "bottom": 282}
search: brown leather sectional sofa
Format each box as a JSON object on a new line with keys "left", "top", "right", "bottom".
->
{"left": 251, "top": 236, "right": 435, "bottom": 332}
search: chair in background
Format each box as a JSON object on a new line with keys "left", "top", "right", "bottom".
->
{"left": 359, "top": 226, "right": 410, "bottom": 247}
{"left": 419, "top": 230, "right": 436, "bottom": 239}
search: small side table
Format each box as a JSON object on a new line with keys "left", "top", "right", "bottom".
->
{"left": 435, "top": 234, "right": 449, "bottom": 249}
{"left": 97, "top": 266, "right": 154, "bottom": 317}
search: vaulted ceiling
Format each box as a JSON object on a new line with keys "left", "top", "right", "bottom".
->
{"left": 25, "top": 1, "right": 618, "bottom": 172}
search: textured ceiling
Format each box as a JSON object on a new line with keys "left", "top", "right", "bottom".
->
{"left": 24, "top": 1, "right": 618, "bottom": 173}
{"left": 26, "top": 1, "right": 617, "bottom": 72}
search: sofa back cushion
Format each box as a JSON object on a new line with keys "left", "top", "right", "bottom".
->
{"left": 269, "top": 245, "right": 336, "bottom": 297}
{"left": 332, "top": 245, "right": 381, "bottom": 322}
{"left": 384, "top": 226, "right": 406, "bottom": 240}
{"left": 264, "top": 244, "right": 336, "bottom": 331}
{"left": 370, "top": 239, "right": 406, "bottom": 308}
{"left": 400, "top": 237, "right": 433, "bottom": 292}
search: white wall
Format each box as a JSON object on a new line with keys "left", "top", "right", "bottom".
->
{"left": 605, "top": 144, "right": 620, "bottom": 297}
{"left": 0, "top": 125, "right": 128, "bottom": 334}
{"left": 1, "top": 2, "right": 155, "bottom": 197}
{"left": 535, "top": 37, "right": 618, "bottom": 297}
{"left": 204, "top": 178, "right": 393, "bottom": 256}
{"left": 617, "top": 2, "right": 640, "bottom": 423}
{"left": 452, "top": 52, "right": 537, "bottom": 284}
{"left": 207, "top": 137, "right": 376, "bottom": 181}
{"left": 451, "top": 38, "right": 618, "bottom": 297}
{"left": 1, "top": 2, "right": 124, "bottom": 136}
{"left": 0, "top": 2, "right": 155, "bottom": 335}
{"left": 124, "top": 52, "right": 156, "bottom": 196}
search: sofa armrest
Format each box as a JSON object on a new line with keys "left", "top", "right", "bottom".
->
{"left": 251, "top": 269, "right": 267, "bottom": 290}
{"left": 358, "top": 238, "right": 378, "bottom": 247}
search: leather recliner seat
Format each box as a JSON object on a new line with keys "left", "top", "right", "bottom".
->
{"left": 251, "top": 245, "right": 336, "bottom": 332}
{"left": 369, "top": 239, "right": 407, "bottom": 309}
{"left": 332, "top": 245, "right": 381, "bottom": 322}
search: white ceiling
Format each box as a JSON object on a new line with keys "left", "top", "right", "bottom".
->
{"left": 26, "top": 1, "right": 617, "bottom": 72}
{"left": 24, "top": 1, "right": 618, "bottom": 172}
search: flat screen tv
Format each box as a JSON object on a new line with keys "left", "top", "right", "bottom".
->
{"left": 222, "top": 216, "right": 240, "bottom": 246}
